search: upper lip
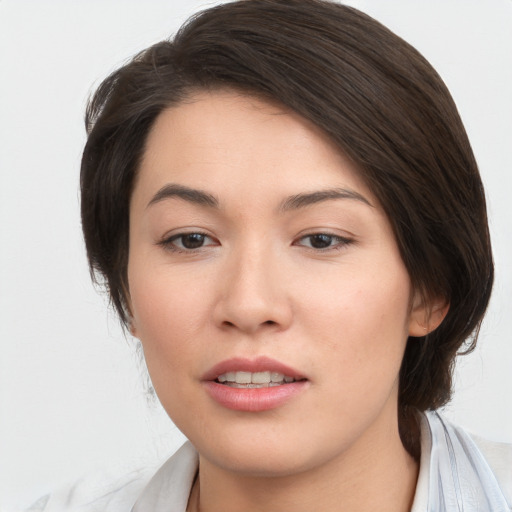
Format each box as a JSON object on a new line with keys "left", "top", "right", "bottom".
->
{"left": 202, "top": 356, "right": 306, "bottom": 382}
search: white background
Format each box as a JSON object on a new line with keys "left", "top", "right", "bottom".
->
{"left": 0, "top": 0, "right": 511, "bottom": 509}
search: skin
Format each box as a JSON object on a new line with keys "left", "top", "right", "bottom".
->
{"left": 128, "top": 90, "right": 440, "bottom": 512}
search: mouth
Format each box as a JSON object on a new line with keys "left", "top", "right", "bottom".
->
{"left": 203, "top": 357, "right": 308, "bottom": 412}
{"left": 216, "top": 371, "right": 302, "bottom": 388}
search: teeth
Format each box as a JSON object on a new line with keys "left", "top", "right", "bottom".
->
{"left": 271, "top": 372, "right": 284, "bottom": 383}
{"left": 216, "top": 371, "right": 297, "bottom": 386}
{"left": 236, "top": 371, "right": 252, "bottom": 384}
{"left": 218, "top": 371, "right": 235, "bottom": 383}
{"left": 251, "top": 371, "right": 271, "bottom": 384}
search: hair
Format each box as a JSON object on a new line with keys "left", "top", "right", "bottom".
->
{"left": 81, "top": 0, "right": 493, "bottom": 458}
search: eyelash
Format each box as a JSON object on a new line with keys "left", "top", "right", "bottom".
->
{"left": 158, "top": 231, "right": 353, "bottom": 253}
{"left": 158, "top": 231, "right": 217, "bottom": 253}
{"left": 294, "top": 233, "right": 353, "bottom": 251}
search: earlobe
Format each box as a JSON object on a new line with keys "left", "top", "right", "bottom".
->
{"left": 122, "top": 282, "right": 137, "bottom": 337}
{"left": 408, "top": 295, "right": 449, "bottom": 337}
{"left": 129, "top": 320, "right": 138, "bottom": 337}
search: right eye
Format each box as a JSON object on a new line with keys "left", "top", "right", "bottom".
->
{"left": 159, "top": 232, "right": 217, "bottom": 252}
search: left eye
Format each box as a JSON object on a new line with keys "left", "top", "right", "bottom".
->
{"left": 296, "top": 233, "right": 351, "bottom": 250}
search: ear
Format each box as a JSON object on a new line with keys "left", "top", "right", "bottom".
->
{"left": 122, "top": 280, "right": 137, "bottom": 336}
{"left": 129, "top": 321, "right": 138, "bottom": 337}
{"left": 408, "top": 293, "right": 449, "bottom": 337}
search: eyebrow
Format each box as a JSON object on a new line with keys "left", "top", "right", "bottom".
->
{"left": 280, "top": 188, "right": 373, "bottom": 211}
{"left": 146, "top": 183, "right": 372, "bottom": 212}
{"left": 147, "top": 184, "right": 219, "bottom": 209}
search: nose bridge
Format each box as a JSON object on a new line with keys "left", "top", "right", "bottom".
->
{"left": 214, "top": 236, "right": 291, "bottom": 333}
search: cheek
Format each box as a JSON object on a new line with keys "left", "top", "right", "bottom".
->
{"left": 128, "top": 274, "right": 211, "bottom": 422}
{"left": 130, "top": 257, "right": 208, "bottom": 331}
{"left": 303, "top": 268, "right": 410, "bottom": 336}
{"left": 300, "top": 264, "right": 412, "bottom": 385}
{"left": 128, "top": 265, "right": 211, "bottom": 381}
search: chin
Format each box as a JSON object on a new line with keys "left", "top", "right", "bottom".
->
{"left": 187, "top": 420, "right": 345, "bottom": 479}
{"left": 205, "top": 442, "right": 317, "bottom": 478}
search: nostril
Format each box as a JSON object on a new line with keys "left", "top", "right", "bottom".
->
{"left": 221, "top": 319, "right": 277, "bottom": 329}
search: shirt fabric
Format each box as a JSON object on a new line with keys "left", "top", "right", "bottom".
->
{"left": 25, "top": 411, "right": 512, "bottom": 512}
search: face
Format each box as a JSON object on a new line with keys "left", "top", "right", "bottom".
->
{"left": 128, "top": 90, "right": 426, "bottom": 477}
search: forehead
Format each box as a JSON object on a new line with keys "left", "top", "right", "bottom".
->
{"left": 133, "top": 90, "right": 374, "bottom": 209}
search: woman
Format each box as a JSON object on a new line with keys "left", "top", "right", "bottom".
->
{"left": 31, "top": 0, "right": 511, "bottom": 510}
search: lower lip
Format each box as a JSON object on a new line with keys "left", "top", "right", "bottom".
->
{"left": 203, "top": 381, "right": 307, "bottom": 412}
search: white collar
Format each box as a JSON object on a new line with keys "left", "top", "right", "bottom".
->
{"left": 132, "top": 442, "right": 198, "bottom": 512}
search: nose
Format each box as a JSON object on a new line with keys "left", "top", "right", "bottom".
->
{"left": 212, "top": 244, "right": 293, "bottom": 335}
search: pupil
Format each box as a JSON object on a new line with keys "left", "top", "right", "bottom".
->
{"left": 310, "top": 234, "right": 332, "bottom": 248}
{"left": 182, "top": 233, "right": 205, "bottom": 249}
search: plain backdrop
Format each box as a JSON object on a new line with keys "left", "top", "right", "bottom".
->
{"left": 1, "top": 0, "right": 511, "bottom": 509}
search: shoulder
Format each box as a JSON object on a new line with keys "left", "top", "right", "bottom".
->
{"left": 471, "top": 431, "right": 512, "bottom": 505}
{"left": 421, "top": 411, "right": 512, "bottom": 511}
{"left": 25, "top": 442, "right": 198, "bottom": 512}
{"left": 24, "top": 466, "right": 154, "bottom": 512}
{"left": 26, "top": 468, "right": 152, "bottom": 512}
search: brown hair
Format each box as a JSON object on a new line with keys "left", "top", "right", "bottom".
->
{"left": 81, "top": 0, "right": 493, "bottom": 457}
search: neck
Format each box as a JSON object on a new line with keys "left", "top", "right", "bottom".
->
{"left": 187, "top": 413, "right": 419, "bottom": 512}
